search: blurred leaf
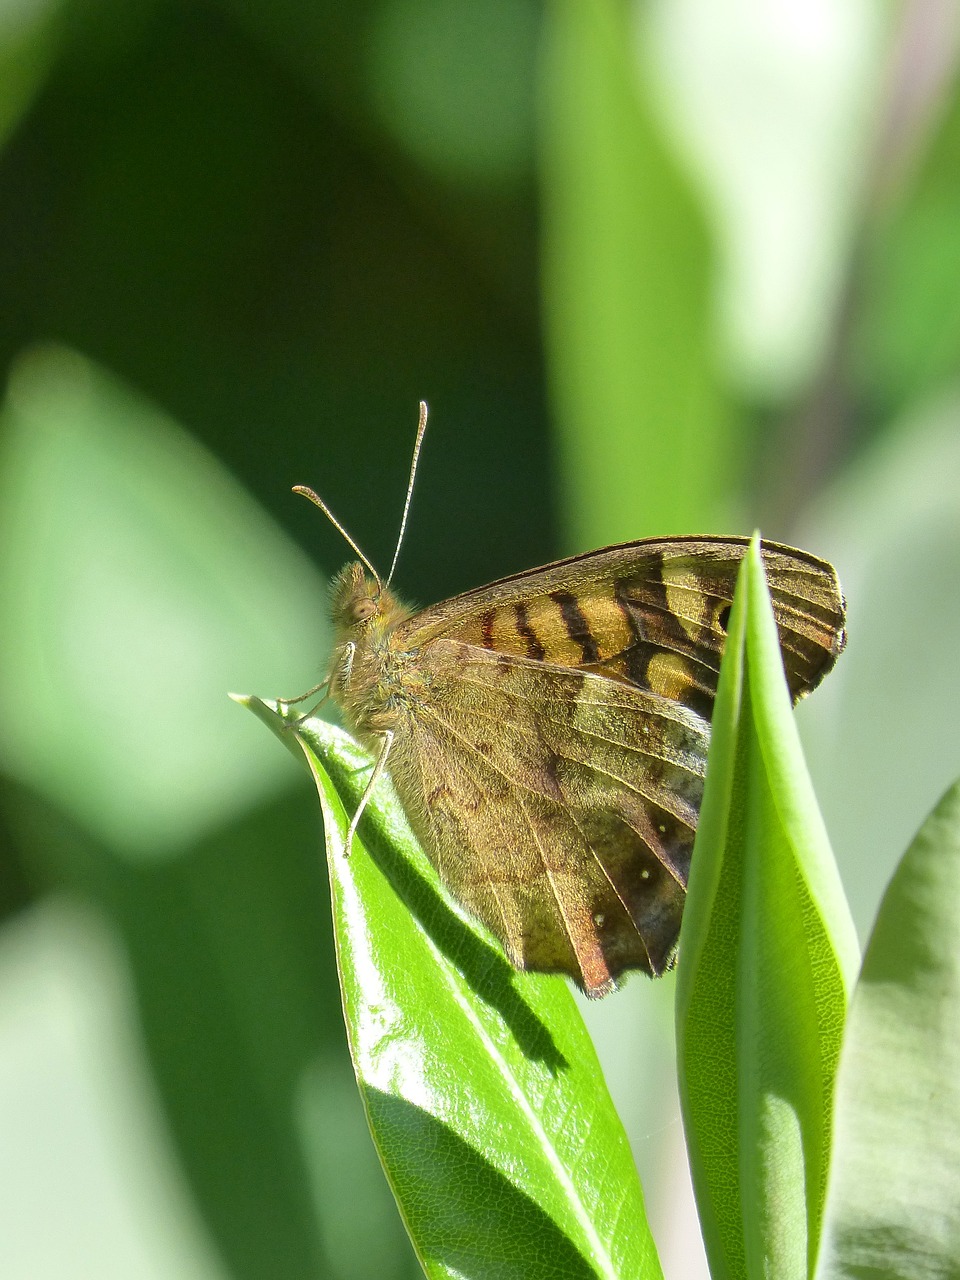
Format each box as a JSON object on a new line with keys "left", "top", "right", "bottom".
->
{"left": 539, "top": 0, "right": 733, "bottom": 548}
{"left": 365, "top": 0, "right": 538, "bottom": 188}
{"left": 855, "top": 59, "right": 960, "bottom": 417}
{"left": 642, "top": 0, "right": 889, "bottom": 400}
{"left": 0, "top": 899, "right": 228, "bottom": 1280}
{"left": 239, "top": 698, "right": 664, "bottom": 1280}
{"left": 796, "top": 388, "right": 960, "bottom": 938}
{"left": 0, "top": 0, "right": 62, "bottom": 150}
{"left": 573, "top": 960, "right": 681, "bottom": 1268}
{"left": 676, "top": 539, "right": 859, "bottom": 1280}
{"left": 816, "top": 777, "right": 960, "bottom": 1279}
{"left": 0, "top": 345, "right": 327, "bottom": 858}
{"left": 296, "top": 1055, "right": 423, "bottom": 1280}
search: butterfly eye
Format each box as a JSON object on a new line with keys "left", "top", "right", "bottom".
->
{"left": 351, "top": 598, "right": 377, "bottom": 623}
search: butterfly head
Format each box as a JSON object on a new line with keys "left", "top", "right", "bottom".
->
{"left": 330, "top": 561, "right": 409, "bottom": 644}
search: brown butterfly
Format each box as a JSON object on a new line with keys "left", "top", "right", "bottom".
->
{"left": 291, "top": 404, "right": 846, "bottom": 997}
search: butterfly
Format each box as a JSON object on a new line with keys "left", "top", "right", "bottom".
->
{"left": 291, "top": 404, "right": 846, "bottom": 997}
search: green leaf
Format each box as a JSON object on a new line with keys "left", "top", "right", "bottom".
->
{"left": 854, "top": 72, "right": 960, "bottom": 418}
{"left": 0, "top": 0, "right": 61, "bottom": 153}
{"left": 0, "top": 345, "right": 327, "bottom": 857}
{"left": 816, "top": 778, "right": 960, "bottom": 1280}
{"left": 675, "top": 537, "right": 859, "bottom": 1280}
{"left": 539, "top": 0, "right": 733, "bottom": 547}
{"left": 238, "top": 696, "right": 664, "bottom": 1280}
{"left": 797, "top": 389, "right": 960, "bottom": 939}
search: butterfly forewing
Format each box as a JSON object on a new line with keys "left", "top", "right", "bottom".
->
{"left": 399, "top": 537, "right": 845, "bottom": 718}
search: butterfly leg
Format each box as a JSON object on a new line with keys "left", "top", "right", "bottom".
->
{"left": 278, "top": 679, "right": 329, "bottom": 705}
{"left": 277, "top": 640, "right": 356, "bottom": 725}
{"left": 345, "top": 728, "right": 395, "bottom": 856}
{"left": 277, "top": 681, "right": 332, "bottom": 727}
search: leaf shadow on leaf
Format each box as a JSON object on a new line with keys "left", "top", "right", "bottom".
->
{"left": 238, "top": 699, "right": 571, "bottom": 1072}
{"left": 351, "top": 793, "right": 570, "bottom": 1074}
{"left": 366, "top": 1088, "right": 597, "bottom": 1280}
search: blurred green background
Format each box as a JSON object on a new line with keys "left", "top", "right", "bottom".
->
{"left": 1, "top": 1, "right": 959, "bottom": 1277}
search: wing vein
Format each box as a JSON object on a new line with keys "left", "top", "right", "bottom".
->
{"left": 418, "top": 727, "right": 514, "bottom": 945}
{"left": 447, "top": 672, "right": 707, "bottom": 762}
{"left": 420, "top": 694, "right": 702, "bottom": 824}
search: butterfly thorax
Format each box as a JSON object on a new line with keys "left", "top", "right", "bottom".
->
{"left": 329, "top": 562, "right": 423, "bottom": 738}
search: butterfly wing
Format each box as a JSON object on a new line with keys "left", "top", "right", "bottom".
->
{"left": 362, "top": 537, "right": 844, "bottom": 994}
{"left": 382, "top": 638, "right": 710, "bottom": 996}
{"left": 397, "top": 537, "right": 845, "bottom": 718}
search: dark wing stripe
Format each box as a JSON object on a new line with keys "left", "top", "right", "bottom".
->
{"left": 514, "top": 601, "right": 546, "bottom": 661}
{"left": 613, "top": 577, "right": 653, "bottom": 687}
{"left": 480, "top": 608, "right": 496, "bottom": 649}
{"left": 623, "top": 572, "right": 842, "bottom": 646}
{"left": 549, "top": 589, "right": 601, "bottom": 665}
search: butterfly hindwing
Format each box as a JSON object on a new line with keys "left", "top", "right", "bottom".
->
{"left": 380, "top": 639, "right": 710, "bottom": 996}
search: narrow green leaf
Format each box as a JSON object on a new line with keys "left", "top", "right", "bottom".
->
{"left": 539, "top": 0, "right": 733, "bottom": 547}
{"left": 816, "top": 778, "right": 960, "bottom": 1280}
{"left": 238, "top": 697, "right": 664, "bottom": 1280}
{"left": 675, "top": 538, "right": 859, "bottom": 1280}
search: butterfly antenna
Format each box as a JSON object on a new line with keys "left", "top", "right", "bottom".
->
{"left": 385, "top": 400, "right": 428, "bottom": 588}
{"left": 292, "top": 485, "right": 383, "bottom": 596}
